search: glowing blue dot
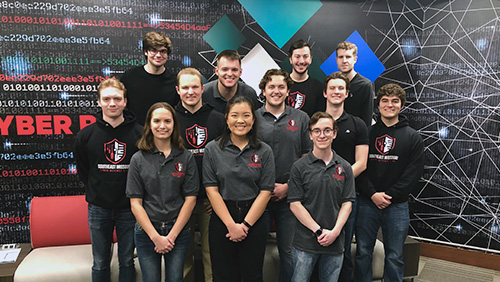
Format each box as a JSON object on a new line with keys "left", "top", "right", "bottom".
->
{"left": 4, "top": 140, "right": 12, "bottom": 150}
{"left": 102, "top": 67, "right": 111, "bottom": 76}
{"left": 182, "top": 56, "right": 192, "bottom": 66}
{"left": 147, "top": 13, "right": 161, "bottom": 25}
{"left": 476, "top": 38, "right": 488, "bottom": 51}
{"left": 438, "top": 127, "right": 449, "bottom": 138}
{"left": 455, "top": 224, "right": 462, "bottom": 231}
{"left": 68, "top": 164, "right": 78, "bottom": 174}
{"left": 59, "top": 92, "right": 70, "bottom": 100}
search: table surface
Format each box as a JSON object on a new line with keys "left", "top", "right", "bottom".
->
{"left": 0, "top": 243, "right": 32, "bottom": 282}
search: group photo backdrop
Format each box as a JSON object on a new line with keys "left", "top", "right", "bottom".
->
{"left": 1, "top": 0, "right": 499, "bottom": 254}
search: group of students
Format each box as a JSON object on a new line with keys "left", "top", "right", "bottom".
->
{"left": 74, "top": 31, "right": 424, "bottom": 282}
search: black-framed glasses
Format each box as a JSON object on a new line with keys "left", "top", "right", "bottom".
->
{"left": 148, "top": 48, "right": 168, "bottom": 56}
{"left": 310, "top": 128, "right": 334, "bottom": 137}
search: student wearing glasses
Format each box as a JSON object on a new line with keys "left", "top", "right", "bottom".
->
{"left": 121, "top": 32, "right": 178, "bottom": 125}
{"left": 203, "top": 96, "right": 275, "bottom": 281}
{"left": 288, "top": 112, "right": 355, "bottom": 282}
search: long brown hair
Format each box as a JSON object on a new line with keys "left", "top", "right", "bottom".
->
{"left": 137, "top": 102, "right": 185, "bottom": 152}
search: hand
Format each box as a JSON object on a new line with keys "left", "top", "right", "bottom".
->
{"left": 371, "top": 192, "right": 392, "bottom": 209}
{"left": 152, "top": 235, "right": 175, "bottom": 254}
{"left": 205, "top": 203, "right": 213, "bottom": 215}
{"left": 317, "top": 228, "right": 340, "bottom": 247}
{"left": 271, "top": 183, "right": 288, "bottom": 201}
{"left": 226, "top": 223, "right": 248, "bottom": 242}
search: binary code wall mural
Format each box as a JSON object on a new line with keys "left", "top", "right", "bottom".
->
{"left": 1, "top": 0, "right": 499, "bottom": 255}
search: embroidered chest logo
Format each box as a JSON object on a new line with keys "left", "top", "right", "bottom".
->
{"left": 286, "top": 119, "right": 299, "bottom": 131}
{"left": 333, "top": 166, "right": 345, "bottom": 180}
{"left": 375, "top": 134, "right": 395, "bottom": 155}
{"left": 287, "top": 91, "right": 305, "bottom": 110}
{"left": 104, "top": 139, "right": 126, "bottom": 164}
{"left": 248, "top": 154, "right": 262, "bottom": 168}
{"left": 185, "top": 124, "right": 207, "bottom": 148}
{"left": 172, "top": 162, "right": 186, "bottom": 178}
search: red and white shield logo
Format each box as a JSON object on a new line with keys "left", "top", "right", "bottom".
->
{"left": 175, "top": 162, "right": 184, "bottom": 172}
{"left": 287, "top": 91, "right": 306, "bottom": 110}
{"left": 375, "top": 134, "right": 395, "bottom": 155}
{"left": 288, "top": 119, "right": 296, "bottom": 127}
{"left": 104, "top": 139, "right": 126, "bottom": 164}
{"left": 185, "top": 124, "right": 207, "bottom": 148}
{"left": 251, "top": 154, "right": 260, "bottom": 163}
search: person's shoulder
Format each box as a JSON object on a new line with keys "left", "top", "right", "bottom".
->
{"left": 121, "top": 66, "right": 143, "bottom": 78}
{"left": 238, "top": 81, "right": 257, "bottom": 94}
{"left": 353, "top": 73, "right": 371, "bottom": 84}
{"left": 308, "top": 76, "right": 323, "bottom": 85}
{"left": 204, "top": 80, "right": 218, "bottom": 89}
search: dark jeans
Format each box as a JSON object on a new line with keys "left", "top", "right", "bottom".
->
{"left": 339, "top": 200, "right": 357, "bottom": 282}
{"left": 88, "top": 203, "right": 136, "bottom": 282}
{"left": 209, "top": 200, "right": 270, "bottom": 282}
{"left": 267, "top": 199, "right": 295, "bottom": 282}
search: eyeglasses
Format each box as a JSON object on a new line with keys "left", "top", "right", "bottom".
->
{"left": 310, "top": 128, "right": 335, "bottom": 137}
{"left": 148, "top": 48, "right": 168, "bottom": 56}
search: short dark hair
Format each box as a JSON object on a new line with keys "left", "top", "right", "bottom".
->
{"left": 376, "top": 83, "right": 406, "bottom": 106}
{"left": 288, "top": 39, "right": 311, "bottom": 57}
{"left": 137, "top": 102, "right": 184, "bottom": 152}
{"left": 217, "top": 96, "right": 260, "bottom": 150}
{"left": 323, "top": 72, "right": 350, "bottom": 93}
{"left": 258, "top": 69, "right": 294, "bottom": 92}
{"left": 142, "top": 32, "right": 172, "bottom": 55}
{"left": 336, "top": 41, "right": 357, "bottom": 56}
{"left": 97, "top": 78, "right": 127, "bottom": 99}
{"left": 309, "top": 111, "right": 338, "bottom": 132}
{"left": 216, "top": 50, "right": 241, "bottom": 65}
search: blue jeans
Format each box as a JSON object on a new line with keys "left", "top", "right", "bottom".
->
{"left": 135, "top": 221, "right": 190, "bottom": 282}
{"left": 355, "top": 198, "right": 410, "bottom": 282}
{"left": 339, "top": 200, "right": 357, "bottom": 282}
{"left": 267, "top": 199, "right": 295, "bottom": 282}
{"left": 88, "top": 203, "right": 136, "bottom": 282}
{"left": 291, "top": 247, "right": 343, "bottom": 282}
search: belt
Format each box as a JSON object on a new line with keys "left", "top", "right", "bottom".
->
{"left": 224, "top": 199, "right": 254, "bottom": 209}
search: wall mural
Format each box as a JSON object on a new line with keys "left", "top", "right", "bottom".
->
{"left": 1, "top": 0, "right": 499, "bottom": 254}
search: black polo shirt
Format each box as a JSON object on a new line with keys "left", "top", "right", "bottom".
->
{"left": 126, "top": 148, "right": 199, "bottom": 223}
{"left": 331, "top": 111, "right": 369, "bottom": 165}
{"left": 202, "top": 80, "right": 263, "bottom": 114}
{"left": 255, "top": 106, "right": 311, "bottom": 183}
{"left": 288, "top": 151, "right": 355, "bottom": 254}
{"left": 203, "top": 139, "right": 275, "bottom": 201}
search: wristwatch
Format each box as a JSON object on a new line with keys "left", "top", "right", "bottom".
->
{"left": 315, "top": 227, "right": 322, "bottom": 237}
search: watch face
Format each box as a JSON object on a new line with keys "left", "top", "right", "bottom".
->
{"left": 315, "top": 228, "right": 322, "bottom": 236}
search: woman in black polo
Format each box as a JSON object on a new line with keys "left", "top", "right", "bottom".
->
{"left": 127, "top": 102, "right": 199, "bottom": 282}
{"left": 203, "top": 96, "right": 275, "bottom": 281}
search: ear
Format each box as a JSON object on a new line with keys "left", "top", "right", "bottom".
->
{"left": 323, "top": 91, "right": 327, "bottom": 98}
{"left": 175, "top": 86, "right": 180, "bottom": 95}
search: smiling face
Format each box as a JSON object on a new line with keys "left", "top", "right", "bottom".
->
{"left": 215, "top": 57, "right": 242, "bottom": 89}
{"left": 289, "top": 46, "right": 312, "bottom": 75}
{"left": 150, "top": 107, "right": 174, "bottom": 142}
{"left": 309, "top": 117, "right": 337, "bottom": 150}
{"left": 378, "top": 95, "right": 402, "bottom": 124}
{"left": 98, "top": 87, "right": 127, "bottom": 121}
{"left": 145, "top": 46, "right": 169, "bottom": 69}
{"left": 323, "top": 78, "right": 348, "bottom": 106}
{"left": 336, "top": 48, "right": 357, "bottom": 74}
{"left": 176, "top": 74, "right": 204, "bottom": 110}
{"left": 263, "top": 75, "right": 288, "bottom": 108}
{"left": 226, "top": 101, "right": 255, "bottom": 138}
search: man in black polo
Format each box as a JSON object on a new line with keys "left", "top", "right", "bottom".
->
{"left": 255, "top": 69, "right": 311, "bottom": 282}
{"left": 174, "top": 67, "right": 224, "bottom": 282}
{"left": 203, "top": 49, "right": 262, "bottom": 113}
{"left": 323, "top": 72, "right": 369, "bottom": 282}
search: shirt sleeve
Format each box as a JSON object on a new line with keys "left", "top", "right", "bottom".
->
{"left": 73, "top": 133, "right": 89, "bottom": 186}
{"left": 287, "top": 162, "right": 304, "bottom": 203}
{"left": 126, "top": 152, "right": 145, "bottom": 198}
{"left": 182, "top": 153, "right": 200, "bottom": 197}
{"left": 361, "top": 82, "right": 374, "bottom": 127}
{"left": 300, "top": 113, "right": 312, "bottom": 154}
{"left": 355, "top": 117, "right": 369, "bottom": 145}
{"left": 202, "top": 142, "right": 219, "bottom": 187}
{"left": 257, "top": 145, "right": 275, "bottom": 191}
{"left": 341, "top": 161, "right": 356, "bottom": 202}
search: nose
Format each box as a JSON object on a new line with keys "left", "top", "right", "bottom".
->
{"left": 188, "top": 87, "right": 193, "bottom": 94}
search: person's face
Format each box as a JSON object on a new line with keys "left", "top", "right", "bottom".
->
{"left": 145, "top": 46, "right": 169, "bottom": 68}
{"left": 215, "top": 57, "right": 242, "bottom": 89}
{"left": 226, "top": 102, "right": 254, "bottom": 138}
{"left": 150, "top": 107, "right": 174, "bottom": 141}
{"left": 176, "top": 74, "right": 204, "bottom": 108}
{"left": 378, "top": 95, "right": 403, "bottom": 120}
{"left": 263, "top": 75, "right": 288, "bottom": 108}
{"left": 289, "top": 46, "right": 312, "bottom": 75}
{"left": 309, "top": 117, "right": 337, "bottom": 150}
{"left": 98, "top": 87, "right": 127, "bottom": 120}
{"left": 336, "top": 48, "right": 357, "bottom": 74}
{"left": 323, "top": 78, "right": 348, "bottom": 106}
